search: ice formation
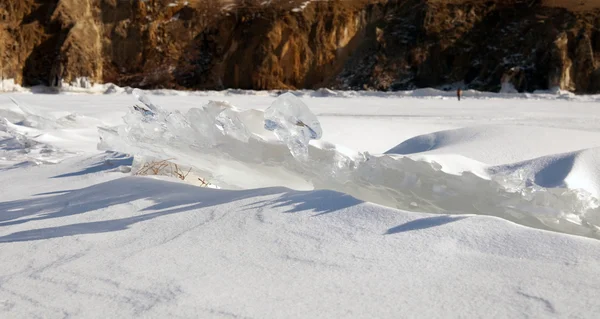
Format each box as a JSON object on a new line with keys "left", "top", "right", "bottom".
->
{"left": 264, "top": 92, "right": 322, "bottom": 161}
{"left": 132, "top": 88, "right": 162, "bottom": 115}
{"left": 0, "top": 115, "right": 66, "bottom": 167}
{"left": 98, "top": 91, "right": 600, "bottom": 239}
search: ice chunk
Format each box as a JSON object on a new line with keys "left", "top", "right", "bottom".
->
{"left": 185, "top": 101, "right": 235, "bottom": 145}
{"left": 264, "top": 92, "right": 322, "bottom": 161}
{"left": 132, "top": 88, "right": 163, "bottom": 115}
{"left": 216, "top": 107, "right": 251, "bottom": 142}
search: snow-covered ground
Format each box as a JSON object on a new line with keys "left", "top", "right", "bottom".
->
{"left": 1, "top": 87, "right": 600, "bottom": 317}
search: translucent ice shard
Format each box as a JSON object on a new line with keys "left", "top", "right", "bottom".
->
{"left": 264, "top": 92, "right": 322, "bottom": 161}
{"left": 132, "top": 88, "right": 163, "bottom": 116}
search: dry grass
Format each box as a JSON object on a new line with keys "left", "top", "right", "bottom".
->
{"left": 135, "top": 158, "right": 213, "bottom": 187}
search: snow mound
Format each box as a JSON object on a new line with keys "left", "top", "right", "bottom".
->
{"left": 97, "top": 92, "right": 600, "bottom": 239}
{"left": 1, "top": 164, "right": 599, "bottom": 317}
{"left": 2, "top": 90, "right": 600, "bottom": 317}
{"left": 385, "top": 125, "right": 600, "bottom": 165}
{"left": 490, "top": 148, "right": 600, "bottom": 198}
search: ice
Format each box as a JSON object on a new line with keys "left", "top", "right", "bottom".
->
{"left": 97, "top": 93, "right": 600, "bottom": 239}
{"left": 264, "top": 92, "right": 322, "bottom": 161}
{"left": 216, "top": 106, "right": 251, "bottom": 142}
{"left": 132, "top": 88, "right": 163, "bottom": 115}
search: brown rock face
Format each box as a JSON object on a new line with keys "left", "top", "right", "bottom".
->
{"left": 2, "top": 0, "right": 600, "bottom": 93}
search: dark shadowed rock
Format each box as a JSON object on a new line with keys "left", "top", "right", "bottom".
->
{"left": 2, "top": 0, "right": 600, "bottom": 93}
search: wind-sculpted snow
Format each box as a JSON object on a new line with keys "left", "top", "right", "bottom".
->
{"left": 98, "top": 92, "right": 600, "bottom": 239}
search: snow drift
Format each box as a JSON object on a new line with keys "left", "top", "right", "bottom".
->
{"left": 2, "top": 153, "right": 599, "bottom": 318}
{"left": 97, "top": 91, "right": 600, "bottom": 239}
{"left": 384, "top": 125, "right": 600, "bottom": 165}
{"left": 490, "top": 148, "right": 600, "bottom": 198}
{"left": 2, "top": 90, "right": 600, "bottom": 318}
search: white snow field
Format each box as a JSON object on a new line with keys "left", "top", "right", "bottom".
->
{"left": 1, "top": 87, "right": 600, "bottom": 318}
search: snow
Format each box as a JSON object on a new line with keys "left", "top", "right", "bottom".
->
{"left": 384, "top": 125, "right": 600, "bottom": 165}
{"left": 490, "top": 148, "right": 600, "bottom": 198}
{"left": 1, "top": 87, "right": 600, "bottom": 317}
{"left": 292, "top": 0, "right": 314, "bottom": 12}
{"left": 93, "top": 92, "right": 600, "bottom": 237}
{"left": 500, "top": 81, "right": 519, "bottom": 93}
{"left": 0, "top": 79, "right": 25, "bottom": 92}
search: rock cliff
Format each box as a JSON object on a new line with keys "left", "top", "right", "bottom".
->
{"left": 2, "top": 0, "right": 600, "bottom": 93}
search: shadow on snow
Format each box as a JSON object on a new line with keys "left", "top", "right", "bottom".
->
{"left": 384, "top": 215, "right": 466, "bottom": 234}
{"left": 0, "top": 174, "right": 469, "bottom": 243}
{"left": 0, "top": 177, "right": 364, "bottom": 243}
{"left": 51, "top": 153, "right": 134, "bottom": 178}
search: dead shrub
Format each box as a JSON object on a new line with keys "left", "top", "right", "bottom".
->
{"left": 134, "top": 158, "right": 213, "bottom": 187}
